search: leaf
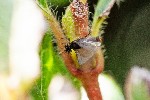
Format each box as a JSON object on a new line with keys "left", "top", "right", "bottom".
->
{"left": 125, "top": 67, "right": 150, "bottom": 100}
{"left": 30, "top": 31, "right": 55, "bottom": 100}
{"left": 99, "top": 74, "right": 125, "bottom": 100}
{"left": 132, "top": 83, "right": 150, "bottom": 100}
{"left": 37, "top": 0, "right": 48, "bottom": 8}
{"left": 47, "top": 0, "right": 71, "bottom": 8}
{"left": 62, "top": 6, "right": 80, "bottom": 68}
{"left": 62, "top": 7, "right": 76, "bottom": 41}
{"left": 36, "top": 0, "right": 49, "bottom": 10}
{"left": 30, "top": 30, "right": 81, "bottom": 99}
{"left": 91, "top": 0, "right": 115, "bottom": 36}
{"left": 36, "top": 0, "right": 52, "bottom": 19}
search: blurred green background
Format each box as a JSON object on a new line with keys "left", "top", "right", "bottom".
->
{"left": 104, "top": 0, "right": 150, "bottom": 87}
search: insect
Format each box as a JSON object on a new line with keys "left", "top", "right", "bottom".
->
{"left": 65, "top": 36, "right": 102, "bottom": 65}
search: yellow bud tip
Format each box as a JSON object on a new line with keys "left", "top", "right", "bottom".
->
{"left": 79, "top": 0, "right": 87, "bottom": 4}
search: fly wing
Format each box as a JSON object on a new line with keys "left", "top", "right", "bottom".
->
{"left": 76, "top": 43, "right": 100, "bottom": 65}
{"left": 77, "top": 36, "right": 101, "bottom": 49}
{"left": 75, "top": 36, "right": 101, "bottom": 65}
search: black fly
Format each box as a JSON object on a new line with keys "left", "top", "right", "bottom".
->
{"left": 65, "top": 41, "right": 81, "bottom": 53}
{"left": 64, "top": 36, "right": 102, "bottom": 65}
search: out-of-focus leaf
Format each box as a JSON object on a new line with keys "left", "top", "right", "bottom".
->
{"left": 30, "top": 31, "right": 55, "bottom": 100}
{"left": 132, "top": 83, "right": 150, "bottom": 100}
{"left": 39, "top": 31, "right": 54, "bottom": 99}
{"left": 104, "top": 0, "right": 150, "bottom": 87}
{"left": 30, "top": 30, "right": 81, "bottom": 99}
{"left": 125, "top": 66, "right": 150, "bottom": 100}
{"left": 0, "top": 0, "right": 12, "bottom": 71}
{"left": 48, "top": 75, "right": 81, "bottom": 100}
{"left": 91, "top": 0, "right": 115, "bottom": 37}
{"left": 99, "top": 74, "right": 125, "bottom": 100}
{"left": 30, "top": 30, "right": 66, "bottom": 99}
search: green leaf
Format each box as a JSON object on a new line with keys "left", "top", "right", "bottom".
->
{"left": 30, "top": 30, "right": 81, "bottom": 99}
{"left": 47, "top": 0, "right": 71, "bottom": 8}
{"left": 91, "top": 0, "right": 115, "bottom": 36}
{"left": 125, "top": 67, "right": 150, "bottom": 100}
{"left": 30, "top": 31, "right": 55, "bottom": 100}
{"left": 37, "top": 0, "right": 48, "bottom": 8}
{"left": 36, "top": 0, "right": 52, "bottom": 18}
{"left": 132, "top": 82, "right": 150, "bottom": 100}
{"left": 36, "top": 0, "right": 49, "bottom": 10}
{"left": 62, "top": 7, "right": 76, "bottom": 41}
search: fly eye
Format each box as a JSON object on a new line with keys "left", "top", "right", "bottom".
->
{"left": 64, "top": 44, "right": 72, "bottom": 53}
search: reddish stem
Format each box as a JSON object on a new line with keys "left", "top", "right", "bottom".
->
{"left": 81, "top": 76, "right": 102, "bottom": 100}
{"left": 76, "top": 50, "right": 104, "bottom": 100}
{"left": 76, "top": 66, "right": 103, "bottom": 100}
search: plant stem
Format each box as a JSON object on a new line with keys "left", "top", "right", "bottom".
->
{"left": 79, "top": 72, "right": 102, "bottom": 100}
{"left": 39, "top": 1, "right": 104, "bottom": 100}
{"left": 42, "top": 6, "right": 80, "bottom": 76}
